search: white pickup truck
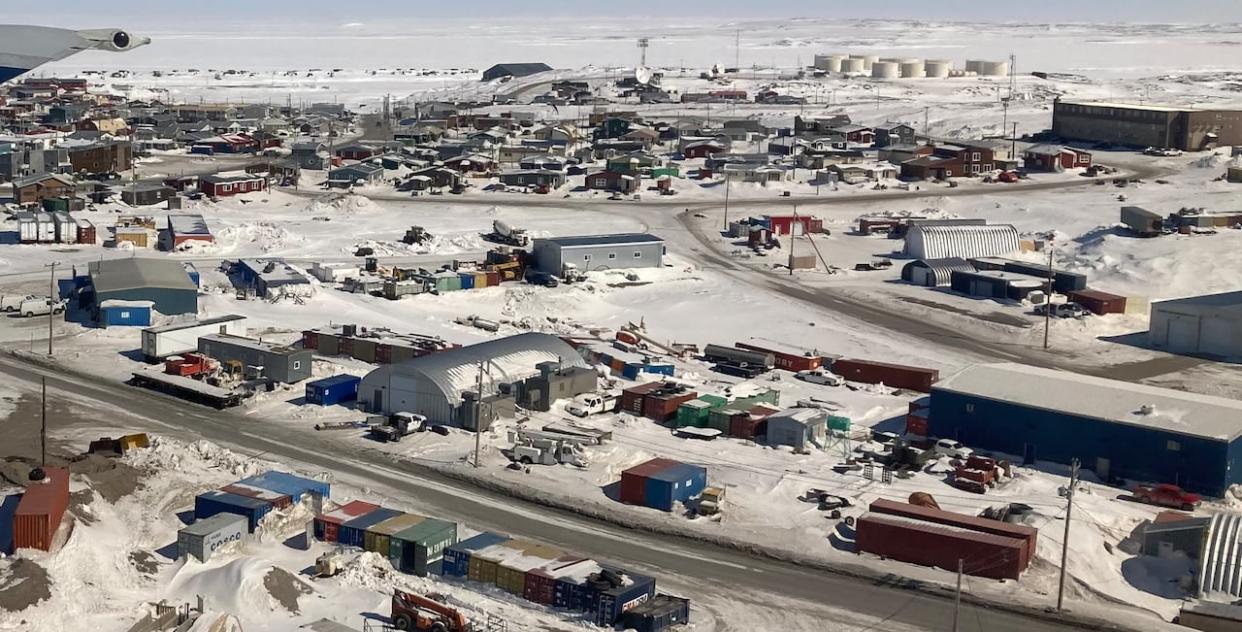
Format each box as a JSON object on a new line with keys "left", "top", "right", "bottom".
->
{"left": 565, "top": 391, "right": 620, "bottom": 417}
{"left": 19, "top": 297, "right": 66, "bottom": 317}
{"left": 795, "top": 370, "right": 845, "bottom": 387}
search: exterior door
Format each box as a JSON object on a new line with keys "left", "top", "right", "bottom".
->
{"left": 1023, "top": 443, "right": 1036, "bottom": 466}
{"left": 1165, "top": 314, "right": 1200, "bottom": 353}
{"left": 372, "top": 389, "right": 384, "bottom": 413}
{"left": 1095, "top": 457, "right": 1111, "bottom": 481}
{"left": 792, "top": 222, "right": 804, "bottom": 237}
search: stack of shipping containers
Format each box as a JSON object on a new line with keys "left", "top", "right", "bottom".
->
{"left": 314, "top": 500, "right": 380, "bottom": 542}
{"left": 619, "top": 458, "right": 708, "bottom": 512}
{"left": 338, "top": 507, "right": 403, "bottom": 548}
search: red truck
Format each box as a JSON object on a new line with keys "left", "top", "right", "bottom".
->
{"left": 1133, "top": 484, "right": 1201, "bottom": 511}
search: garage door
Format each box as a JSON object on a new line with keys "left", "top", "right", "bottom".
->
{"left": 1165, "top": 314, "right": 1200, "bottom": 353}
{"left": 912, "top": 267, "right": 933, "bottom": 287}
{"left": 1200, "top": 316, "right": 1236, "bottom": 358}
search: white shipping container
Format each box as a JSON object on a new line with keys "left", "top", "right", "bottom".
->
{"left": 35, "top": 212, "right": 55, "bottom": 243}
{"left": 17, "top": 215, "right": 38, "bottom": 243}
{"left": 141, "top": 315, "right": 247, "bottom": 361}
{"left": 52, "top": 212, "right": 76, "bottom": 244}
{"left": 177, "top": 513, "right": 247, "bottom": 562}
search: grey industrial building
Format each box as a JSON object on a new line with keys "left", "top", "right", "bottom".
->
{"left": 358, "top": 333, "right": 588, "bottom": 427}
{"left": 86, "top": 258, "right": 198, "bottom": 316}
{"left": 481, "top": 63, "right": 552, "bottom": 82}
{"left": 197, "top": 333, "right": 313, "bottom": 383}
{"left": 532, "top": 233, "right": 665, "bottom": 275}
{"left": 1149, "top": 291, "right": 1242, "bottom": 360}
{"left": 516, "top": 361, "right": 598, "bottom": 412}
{"left": 1053, "top": 99, "right": 1242, "bottom": 151}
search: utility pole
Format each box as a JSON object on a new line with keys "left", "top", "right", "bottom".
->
{"left": 41, "top": 377, "right": 47, "bottom": 466}
{"left": 734, "top": 29, "right": 740, "bottom": 71}
{"left": 1057, "top": 458, "right": 1080, "bottom": 612}
{"left": 1043, "top": 237, "right": 1054, "bottom": 350}
{"left": 923, "top": 106, "right": 929, "bottom": 135}
{"left": 788, "top": 204, "right": 797, "bottom": 276}
{"left": 722, "top": 175, "right": 731, "bottom": 231}
{"left": 953, "top": 558, "right": 963, "bottom": 632}
{"left": 45, "top": 262, "right": 58, "bottom": 355}
{"left": 473, "top": 361, "right": 484, "bottom": 468}
{"left": 1012, "top": 122, "right": 1018, "bottom": 161}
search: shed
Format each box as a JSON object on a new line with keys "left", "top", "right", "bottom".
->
{"left": 900, "top": 258, "right": 973, "bottom": 287}
{"left": 929, "top": 363, "right": 1242, "bottom": 495}
{"left": 766, "top": 408, "right": 828, "bottom": 450}
{"left": 1149, "top": 291, "right": 1242, "bottom": 360}
{"left": 98, "top": 299, "right": 153, "bottom": 327}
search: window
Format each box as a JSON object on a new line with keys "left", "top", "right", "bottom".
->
{"left": 633, "top": 251, "right": 642, "bottom": 258}
{"left": 971, "top": 152, "right": 981, "bottom": 162}
{"left": 583, "top": 254, "right": 592, "bottom": 261}
{"left": 607, "top": 252, "right": 617, "bottom": 260}
{"left": 293, "top": 360, "right": 302, "bottom": 370}
{"left": 120, "top": 311, "right": 130, "bottom": 318}
{"left": 1167, "top": 440, "right": 1181, "bottom": 452}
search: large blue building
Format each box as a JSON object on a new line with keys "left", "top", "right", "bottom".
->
{"left": 929, "top": 363, "right": 1242, "bottom": 496}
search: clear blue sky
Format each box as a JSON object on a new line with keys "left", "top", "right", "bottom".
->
{"left": 6, "top": 0, "right": 1242, "bottom": 24}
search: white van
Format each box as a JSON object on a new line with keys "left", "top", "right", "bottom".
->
{"left": 0, "top": 295, "right": 35, "bottom": 312}
{"left": 19, "top": 297, "right": 65, "bottom": 317}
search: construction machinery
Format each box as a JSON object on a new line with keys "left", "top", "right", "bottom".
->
{"left": 488, "top": 220, "right": 530, "bottom": 247}
{"left": 315, "top": 552, "right": 343, "bottom": 578}
{"left": 390, "top": 589, "right": 471, "bottom": 632}
{"left": 506, "top": 429, "right": 591, "bottom": 467}
{"left": 368, "top": 412, "right": 426, "bottom": 443}
{"left": 697, "top": 486, "right": 725, "bottom": 516}
{"left": 86, "top": 433, "right": 150, "bottom": 457}
{"left": 402, "top": 226, "right": 432, "bottom": 245}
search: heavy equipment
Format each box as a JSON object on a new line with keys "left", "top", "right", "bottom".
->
{"left": 391, "top": 589, "right": 471, "bottom": 632}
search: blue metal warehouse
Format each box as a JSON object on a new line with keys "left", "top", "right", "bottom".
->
{"left": 928, "top": 363, "right": 1242, "bottom": 496}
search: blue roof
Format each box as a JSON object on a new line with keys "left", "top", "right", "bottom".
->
{"left": 647, "top": 462, "right": 706, "bottom": 483}
{"left": 448, "top": 532, "right": 509, "bottom": 553}
{"left": 308, "top": 374, "right": 362, "bottom": 388}
{"left": 197, "top": 489, "right": 268, "bottom": 510}
{"left": 342, "top": 507, "right": 402, "bottom": 530}
{"left": 236, "top": 471, "right": 330, "bottom": 502}
{"left": 539, "top": 233, "right": 664, "bottom": 248}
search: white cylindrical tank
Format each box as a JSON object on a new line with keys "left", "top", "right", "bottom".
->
{"left": 850, "top": 54, "right": 878, "bottom": 70}
{"left": 965, "top": 59, "right": 985, "bottom": 73}
{"left": 924, "top": 59, "right": 952, "bottom": 78}
{"left": 880, "top": 57, "right": 903, "bottom": 63}
{"left": 981, "top": 60, "right": 1010, "bottom": 77}
{"left": 840, "top": 57, "right": 865, "bottom": 73}
{"left": 814, "top": 54, "right": 841, "bottom": 71}
{"left": 899, "top": 59, "right": 925, "bottom": 78}
{"left": 871, "top": 61, "right": 899, "bottom": 79}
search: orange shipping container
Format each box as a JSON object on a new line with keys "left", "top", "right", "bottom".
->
{"left": 14, "top": 467, "right": 70, "bottom": 551}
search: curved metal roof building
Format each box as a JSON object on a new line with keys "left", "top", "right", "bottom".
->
{"left": 905, "top": 223, "right": 1020, "bottom": 260}
{"left": 359, "top": 332, "right": 587, "bottom": 424}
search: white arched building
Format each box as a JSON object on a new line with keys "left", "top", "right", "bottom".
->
{"left": 904, "top": 222, "right": 1020, "bottom": 260}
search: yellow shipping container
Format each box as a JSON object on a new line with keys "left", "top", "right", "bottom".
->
{"left": 496, "top": 543, "right": 563, "bottom": 595}
{"left": 364, "top": 513, "right": 423, "bottom": 554}
{"left": 474, "top": 272, "right": 489, "bottom": 289}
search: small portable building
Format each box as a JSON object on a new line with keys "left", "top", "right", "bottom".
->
{"left": 177, "top": 513, "right": 248, "bottom": 562}
{"left": 313, "top": 500, "right": 379, "bottom": 543}
{"left": 194, "top": 490, "right": 276, "bottom": 532}
{"left": 442, "top": 532, "right": 511, "bottom": 577}
{"left": 1121, "top": 206, "right": 1163, "bottom": 237}
{"left": 766, "top": 408, "right": 828, "bottom": 451}
{"left": 13, "top": 467, "right": 70, "bottom": 551}
{"left": 642, "top": 462, "right": 707, "bottom": 512}
{"left": 305, "top": 374, "right": 362, "bottom": 406}
{"left": 141, "top": 315, "right": 248, "bottom": 362}
{"left": 165, "top": 213, "right": 213, "bottom": 249}
{"left": 98, "top": 299, "right": 153, "bottom": 327}
{"left": 197, "top": 333, "right": 313, "bottom": 383}
{"left": 1150, "top": 291, "right": 1242, "bottom": 359}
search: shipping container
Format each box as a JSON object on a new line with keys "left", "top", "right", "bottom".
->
{"left": 525, "top": 557, "right": 591, "bottom": 605}
{"left": 1068, "top": 289, "right": 1127, "bottom": 316}
{"left": 1121, "top": 206, "right": 1163, "bottom": 237}
{"left": 485, "top": 270, "right": 501, "bottom": 286}
{"left": 644, "top": 463, "right": 708, "bottom": 512}
{"left": 314, "top": 500, "right": 380, "bottom": 542}
{"left": 621, "top": 382, "right": 662, "bottom": 415}
{"left": 459, "top": 272, "right": 476, "bottom": 290}
{"left": 830, "top": 358, "right": 938, "bottom": 392}
{"left": 141, "top": 315, "right": 248, "bottom": 362}
{"left": 302, "top": 330, "right": 320, "bottom": 350}
{"left": 619, "top": 458, "right": 680, "bottom": 506}
{"left": 318, "top": 332, "right": 340, "bottom": 356}
{"left": 998, "top": 260, "right": 1086, "bottom": 294}
{"left": 0, "top": 494, "right": 20, "bottom": 554}
{"left": 51, "top": 212, "right": 77, "bottom": 244}
{"left": 496, "top": 542, "right": 564, "bottom": 596}
{"left": 392, "top": 517, "right": 458, "bottom": 576}
{"left": 194, "top": 490, "right": 274, "bottom": 532}
{"left": 177, "top": 513, "right": 248, "bottom": 562}
{"left": 220, "top": 483, "right": 293, "bottom": 510}
{"left": 675, "top": 399, "right": 714, "bottom": 428}
{"left": 305, "top": 374, "right": 362, "bottom": 406}
{"left": 702, "top": 344, "right": 774, "bottom": 369}
{"left": 735, "top": 341, "right": 822, "bottom": 372}
{"left": 473, "top": 272, "right": 489, "bottom": 289}
{"left": 338, "top": 507, "right": 403, "bottom": 548}
{"left": 13, "top": 467, "right": 70, "bottom": 551}
{"left": 553, "top": 559, "right": 604, "bottom": 611}
{"left": 855, "top": 513, "right": 1027, "bottom": 580}
{"left": 867, "top": 499, "right": 1037, "bottom": 565}
{"left": 729, "top": 413, "right": 766, "bottom": 439}
{"left": 619, "top": 594, "right": 691, "bottom": 632}
{"left": 352, "top": 338, "right": 377, "bottom": 363}
{"left": 237, "top": 471, "right": 330, "bottom": 506}
{"left": 364, "top": 512, "right": 422, "bottom": 554}
{"left": 641, "top": 386, "right": 697, "bottom": 423}
{"left": 706, "top": 408, "right": 744, "bottom": 434}
{"left": 442, "top": 532, "right": 510, "bottom": 577}
{"left": 468, "top": 540, "right": 530, "bottom": 584}
{"left": 591, "top": 569, "right": 657, "bottom": 626}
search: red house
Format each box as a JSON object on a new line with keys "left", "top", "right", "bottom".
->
{"left": 831, "top": 124, "right": 875, "bottom": 145}
{"left": 683, "top": 140, "right": 726, "bottom": 159}
{"left": 200, "top": 173, "right": 266, "bottom": 197}
{"left": 334, "top": 143, "right": 380, "bottom": 161}
{"left": 1023, "top": 144, "right": 1092, "bottom": 172}
{"left": 586, "top": 170, "right": 639, "bottom": 193}
{"left": 763, "top": 214, "right": 823, "bottom": 236}
{"left": 200, "top": 133, "right": 259, "bottom": 154}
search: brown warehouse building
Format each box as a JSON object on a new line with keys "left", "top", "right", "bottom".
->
{"left": 1052, "top": 99, "right": 1242, "bottom": 151}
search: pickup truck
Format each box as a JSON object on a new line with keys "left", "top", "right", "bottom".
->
{"left": 796, "top": 370, "right": 845, "bottom": 387}
{"left": 1035, "top": 302, "right": 1088, "bottom": 319}
{"left": 565, "top": 391, "right": 619, "bottom": 418}
{"left": 1133, "top": 483, "right": 1201, "bottom": 511}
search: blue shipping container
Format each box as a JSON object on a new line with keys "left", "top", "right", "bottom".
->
{"left": 194, "top": 490, "right": 273, "bottom": 532}
{"left": 458, "top": 273, "right": 475, "bottom": 290}
{"left": 305, "top": 375, "right": 362, "bottom": 406}
{"left": 99, "top": 304, "right": 152, "bottom": 328}
{"left": 590, "top": 570, "right": 657, "bottom": 626}
{"left": 236, "top": 471, "right": 330, "bottom": 505}
{"left": 183, "top": 262, "right": 201, "bottom": 287}
{"left": 441, "top": 531, "right": 509, "bottom": 577}
{"left": 0, "top": 493, "right": 20, "bottom": 554}
{"left": 338, "top": 507, "right": 402, "bottom": 548}
{"left": 643, "top": 463, "right": 707, "bottom": 512}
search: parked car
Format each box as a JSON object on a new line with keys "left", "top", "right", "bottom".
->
{"left": 1133, "top": 483, "right": 1201, "bottom": 511}
{"left": 525, "top": 270, "right": 560, "bottom": 288}
{"left": 19, "top": 297, "right": 65, "bottom": 318}
{"left": 1144, "top": 147, "right": 1183, "bottom": 157}
{"left": 0, "top": 294, "right": 36, "bottom": 312}
{"left": 796, "top": 370, "right": 845, "bottom": 387}
{"left": 934, "top": 438, "right": 973, "bottom": 460}
{"left": 1035, "top": 302, "right": 1088, "bottom": 319}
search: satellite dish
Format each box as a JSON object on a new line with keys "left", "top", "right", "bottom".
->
{"left": 635, "top": 66, "right": 653, "bottom": 86}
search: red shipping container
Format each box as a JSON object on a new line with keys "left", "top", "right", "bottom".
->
{"left": 524, "top": 557, "right": 587, "bottom": 604}
{"left": 735, "top": 342, "right": 822, "bottom": 372}
{"left": 729, "top": 415, "right": 764, "bottom": 439}
{"left": 314, "top": 500, "right": 380, "bottom": 542}
{"left": 831, "top": 358, "right": 939, "bottom": 392}
{"left": 485, "top": 271, "right": 501, "bottom": 286}
{"left": 621, "top": 382, "right": 662, "bottom": 415}
{"left": 642, "top": 391, "right": 697, "bottom": 422}
{"left": 14, "top": 467, "right": 70, "bottom": 551}
{"left": 856, "top": 514, "right": 1027, "bottom": 580}
{"left": 1068, "top": 289, "right": 1127, "bottom": 316}
{"left": 867, "top": 499, "right": 1037, "bottom": 566}
{"left": 619, "top": 458, "right": 679, "bottom": 505}
{"left": 221, "top": 484, "right": 292, "bottom": 510}
{"left": 906, "top": 412, "right": 928, "bottom": 437}
{"left": 340, "top": 337, "right": 355, "bottom": 357}
{"left": 302, "top": 330, "right": 319, "bottom": 350}
{"left": 376, "top": 344, "right": 392, "bottom": 364}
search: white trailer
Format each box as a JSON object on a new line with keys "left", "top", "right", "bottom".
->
{"left": 140, "top": 315, "right": 247, "bottom": 362}
{"left": 52, "top": 212, "right": 76, "bottom": 244}
{"left": 310, "top": 261, "right": 360, "bottom": 283}
{"left": 34, "top": 212, "right": 55, "bottom": 243}
{"left": 15, "top": 212, "right": 38, "bottom": 243}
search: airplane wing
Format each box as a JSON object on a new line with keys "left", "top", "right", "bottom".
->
{"left": 0, "top": 25, "right": 150, "bottom": 84}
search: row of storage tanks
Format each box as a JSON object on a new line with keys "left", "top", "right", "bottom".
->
{"left": 813, "top": 54, "right": 1010, "bottom": 78}
{"left": 186, "top": 469, "right": 689, "bottom": 629}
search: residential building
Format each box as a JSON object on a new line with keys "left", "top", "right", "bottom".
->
{"left": 67, "top": 139, "right": 132, "bottom": 174}
{"left": 120, "top": 182, "right": 175, "bottom": 206}
{"left": 498, "top": 170, "right": 566, "bottom": 189}
{"left": 200, "top": 173, "right": 266, "bottom": 197}
{"left": 875, "top": 123, "right": 916, "bottom": 148}
{"left": 327, "top": 163, "right": 385, "bottom": 188}
{"left": 1023, "top": 144, "right": 1092, "bottom": 172}
{"left": 12, "top": 173, "right": 74, "bottom": 205}
{"left": 163, "top": 213, "right": 213, "bottom": 250}
{"left": 585, "top": 170, "right": 639, "bottom": 193}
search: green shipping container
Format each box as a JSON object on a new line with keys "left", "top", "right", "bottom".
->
{"left": 707, "top": 408, "right": 744, "bottom": 434}
{"left": 651, "top": 166, "right": 680, "bottom": 178}
{"left": 676, "top": 400, "right": 713, "bottom": 428}
{"left": 391, "top": 517, "right": 458, "bottom": 576}
{"left": 364, "top": 513, "right": 422, "bottom": 555}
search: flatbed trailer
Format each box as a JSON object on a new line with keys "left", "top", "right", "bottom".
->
{"left": 129, "top": 368, "right": 248, "bottom": 409}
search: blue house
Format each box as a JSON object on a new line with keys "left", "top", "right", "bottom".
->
{"left": 928, "top": 363, "right": 1242, "bottom": 496}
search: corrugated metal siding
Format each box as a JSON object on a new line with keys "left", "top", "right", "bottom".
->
{"left": 177, "top": 513, "right": 247, "bottom": 562}
{"left": 443, "top": 532, "right": 510, "bottom": 577}
{"left": 905, "top": 224, "right": 1020, "bottom": 260}
{"left": 13, "top": 467, "right": 69, "bottom": 551}
{"left": 857, "top": 514, "right": 1027, "bottom": 580}
{"left": 237, "top": 471, "right": 330, "bottom": 505}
